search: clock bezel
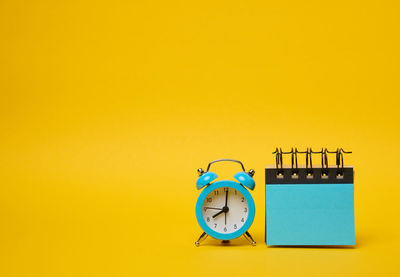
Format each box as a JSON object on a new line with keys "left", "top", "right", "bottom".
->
{"left": 195, "top": 180, "right": 255, "bottom": 240}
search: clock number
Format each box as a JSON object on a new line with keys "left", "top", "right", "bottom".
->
{"left": 241, "top": 218, "right": 244, "bottom": 222}
{"left": 214, "top": 190, "right": 219, "bottom": 196}
{"left": 214, "top": 223, "right": 217, "bottom": 228}
{"left": 244, "top": 207, "right": 247, "bottom": 213}
{"left": 234, "top": 224, "right": 237, "bottom": 229}
{"left": 241, "top": 197, "right": 245, "bottom": 202}
{"left": 207, "top": 217, "right": 210, "bottom": 222}
{"left": 224, "top": 227, "right": 227, "bottom": 232}
{"left": 206, "top": 198, "right": 212, "bottom": 203}
{"left": 224, "top": 188, "right": 229, "bottom": 192}
{"left": 235, "top": 190, "right": 237, "bottom": 195}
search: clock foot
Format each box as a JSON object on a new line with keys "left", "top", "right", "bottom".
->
{"left": 244, "top": 231, "right": 256, "bottom": 246}
{"left": 195, "top": 232, "right": 208, "bottom": 247}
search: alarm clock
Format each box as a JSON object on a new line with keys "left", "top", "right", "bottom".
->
{"left": 195, "top": 159, "right": 256, "bottom": 246}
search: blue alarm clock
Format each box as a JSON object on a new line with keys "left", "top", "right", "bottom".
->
{"left": 195, "top": 159, "right": 256, "bottom": 246}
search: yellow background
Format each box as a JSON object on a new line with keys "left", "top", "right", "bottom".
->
{"left": 1, "top": 0, "right": 399, "bottom": 276}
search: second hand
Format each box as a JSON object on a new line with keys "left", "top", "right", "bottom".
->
{"left": 225, "top": 189, "right": 229, "bottom": 225}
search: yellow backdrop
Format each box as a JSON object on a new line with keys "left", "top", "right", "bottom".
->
{"left": 1, "top": 0, "right": 399, "bottom": 276}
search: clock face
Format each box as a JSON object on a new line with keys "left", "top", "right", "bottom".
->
{"left": 201, "top": 187, "right": 249, "bottom": 234}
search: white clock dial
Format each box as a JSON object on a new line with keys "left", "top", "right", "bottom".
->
{"left": 201, "top": 187, "right": 248, "bottom": 234}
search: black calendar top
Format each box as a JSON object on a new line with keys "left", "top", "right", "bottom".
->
{"left": 265, "top": 166, "right": 354, "bottom": 184}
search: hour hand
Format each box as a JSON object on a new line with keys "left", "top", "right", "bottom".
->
{"left": 212, "top": 210, "right": 224, "bottom": 218}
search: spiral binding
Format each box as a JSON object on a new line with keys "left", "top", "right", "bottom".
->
{"left": 272, "top": 148, "right": 352, "bottom": 177}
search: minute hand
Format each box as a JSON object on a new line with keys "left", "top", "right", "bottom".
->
{"left": 204, "top": 207, "right": 223, "bottom": 211}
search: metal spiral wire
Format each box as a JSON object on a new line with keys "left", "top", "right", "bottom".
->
{"left": 272, "top": 148, "right": 352, "bottom": 173}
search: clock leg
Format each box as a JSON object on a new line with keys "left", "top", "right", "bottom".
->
{"left": 195, "top": 232, "right": 208, "bottom": 247}
{"left": 243, "top": 231, "right": 256, "bottom": 246}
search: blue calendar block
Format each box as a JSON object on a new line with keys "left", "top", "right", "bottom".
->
{"left": 265, "top": 167, "right": 355, "bottom": 246}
